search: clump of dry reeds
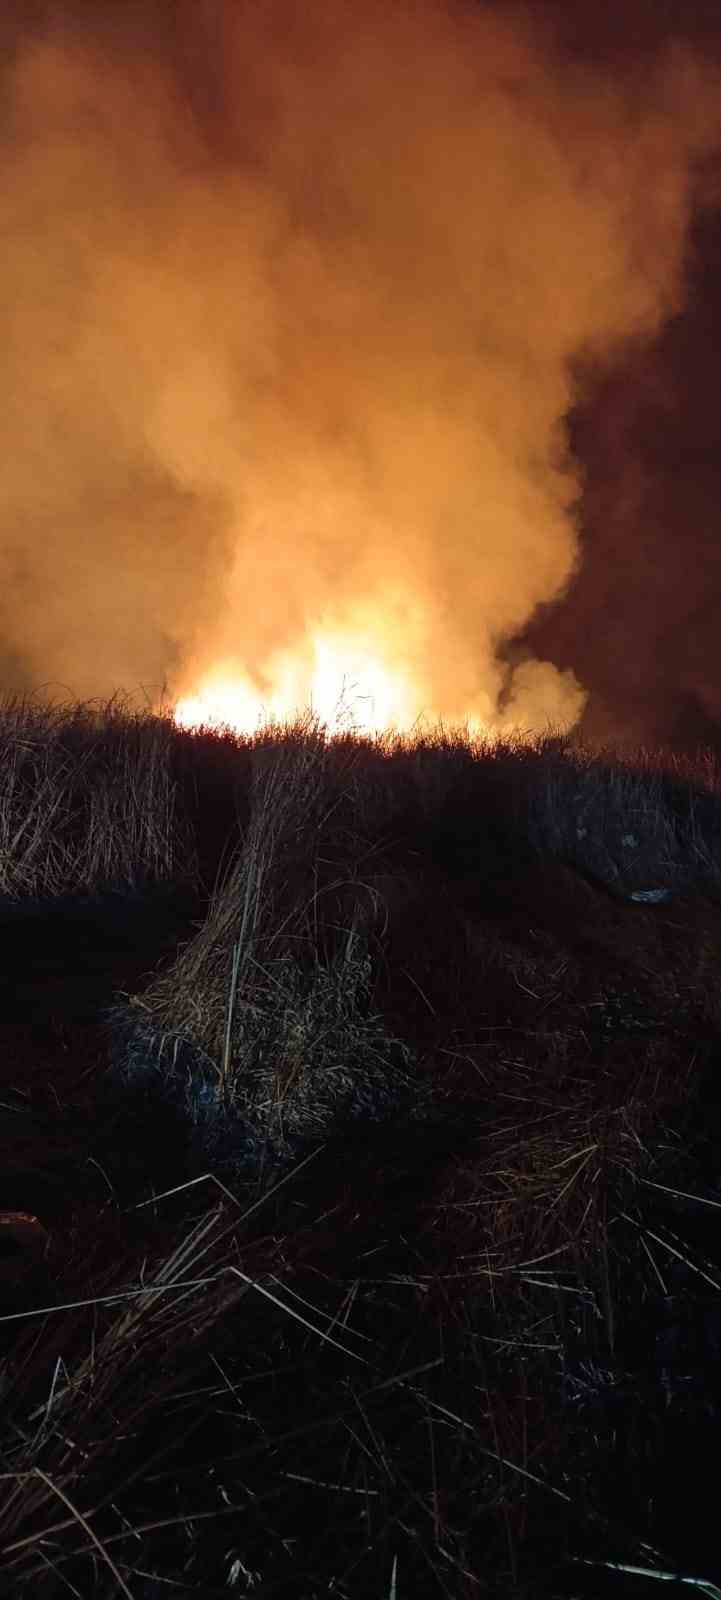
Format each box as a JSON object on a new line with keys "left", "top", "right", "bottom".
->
{"left": 0, "top": 693, "right": 192, "bottom": 898}
{"left": 112, "top": 719, "right": 425, "bottom": 1171}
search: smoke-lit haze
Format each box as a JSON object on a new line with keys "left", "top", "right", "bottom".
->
{"left": 1, "top": 0, "right": 720, "bottom": 734}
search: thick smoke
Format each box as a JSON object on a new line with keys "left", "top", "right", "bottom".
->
{"left": 0, "top": 1, "right": 719, "bottom": 730}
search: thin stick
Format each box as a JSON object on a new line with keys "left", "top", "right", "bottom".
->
{"left": 222, "top": 937, "right": 243, "bottom": 1087}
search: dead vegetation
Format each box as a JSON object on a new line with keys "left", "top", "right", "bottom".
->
{"left": 112, "top": 725, "right": 425, "bottom": 1170}
{"left": 1, "top": 702, "right": 721, "bottom": 1597}
{"left": 0, "top": 694, "right": 192, "bottom": 899}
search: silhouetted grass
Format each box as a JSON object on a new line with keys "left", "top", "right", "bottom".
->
{"left": 3, "top": 693, "right": 721, "bottom": 904}
{"left": 0, "top": 694, "right": 193, "bottom": 898}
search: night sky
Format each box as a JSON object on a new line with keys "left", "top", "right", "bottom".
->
{"left": 517, "top": 0, "right": 721, "bottom": 747}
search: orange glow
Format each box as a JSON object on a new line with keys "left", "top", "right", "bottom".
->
{"left": 4, "top": 6, "right": 715, "bottom": 740}
{"left": 174, "top": 627, "right": 425, "bottom": 737}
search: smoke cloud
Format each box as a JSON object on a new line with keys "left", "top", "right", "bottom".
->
{"left": 1, "top": 1, "right": 720, "bottom": 731}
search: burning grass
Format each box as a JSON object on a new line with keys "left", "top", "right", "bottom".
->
{"left": 2, "top": 703, "right": 721, "bottom": 1595}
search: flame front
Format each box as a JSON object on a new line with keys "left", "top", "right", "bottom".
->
{"left": 174, "top": 627, "right": 426, "bottom": 737}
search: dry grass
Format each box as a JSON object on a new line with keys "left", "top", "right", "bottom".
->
{"left": 3, "top": 693, "right": 721, "bottom": 907}
{"left": 0, "top": 694, "right": 193, "bottom": 899}
{"left": 526, "top": 734, "right": 721, "bottom": 896}
{"left": 2, "top": 704, "right": 721, "bottom": 1595}
{"left": 112, "top": 719, "right": 426, "bottom": 1172}
{"left": 0, "top": 1183, "right": 297, "bottom": 1596}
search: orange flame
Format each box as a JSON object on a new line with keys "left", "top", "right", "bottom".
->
{"left": 174, "top": 627, "right": 428, "bottom": 737}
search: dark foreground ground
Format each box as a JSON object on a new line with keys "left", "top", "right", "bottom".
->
{"left": 2, "top": 840, "right": 721, "bottom": 1599}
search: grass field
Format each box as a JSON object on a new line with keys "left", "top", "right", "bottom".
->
{"left": 1, "top": 695, "right": 721, "bottom": 1598}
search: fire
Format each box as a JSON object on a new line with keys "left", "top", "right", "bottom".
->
{"left": 172, "top": 593, "right": 584, "bottom": 743}
{"left": 173, "top": 628, "right": 423, "bottom": 737}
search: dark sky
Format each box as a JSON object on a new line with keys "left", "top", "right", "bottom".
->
{"left": 511, "top": 0, "right": 721, "bottom": 747}
{"left": 518, "top": 188, "right": 721, "bottom": 747}
{"left": 1, "top": 0, "right": 720, "bottom": 748}
{"left": 537, "top": 0, "right": 721, "bottom": 58}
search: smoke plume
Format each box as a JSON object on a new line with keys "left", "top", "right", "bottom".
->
{"left": 1, "top": 1, "right": 719, "bottom": 731}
